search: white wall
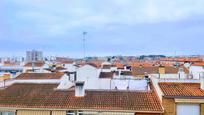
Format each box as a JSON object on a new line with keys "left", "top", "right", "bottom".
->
{"left": 189, "top": 66, "right": 204, "bottom": 79}
{"left": 76, "top": 65, "right": 100, "bottom": 81}
{"left": 150, "top": 73, "right": 188, "bottom": 79}
{"left": 110, "top": 79, "right": 147, "bottom": 90}
{"left": 85, "top": 78, "right": 111, "bottom": 89}
{"left": 64, "top": 64, "right": 76, "bottom": 72}
{"left": 101, "top": 69, "right": 111, "bottom": 72}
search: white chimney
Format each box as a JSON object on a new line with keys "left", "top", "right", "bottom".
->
{"left": 75, "top": 81, "right": 85, "bottom": 97}
{"left": 201, "top": 74, "right": 204, "bottom": 90}
{"left": 118, "top": 70, "right": 121, "bottom": 78}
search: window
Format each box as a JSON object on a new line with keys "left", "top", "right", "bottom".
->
{"left": 66, "top": 111, "right": 97, "bottom": 115}
{"left": 0, "top": 112, "right": 15, "bottom": 115}
{"left": 176, "top": 104, "right": 200, "bottom": 115}
{"left": 66, "top": 111, "right": 75, "bottom": 115}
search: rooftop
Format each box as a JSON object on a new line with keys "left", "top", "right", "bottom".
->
{"left": 159, "top": 82, "right": 204, "bottom": 98}
{"left": 99, "top": 72, "right": 114, "bottom": 79}
{"left": 15, "top": 73, "right": 64, "bottom": 80}
{"left": 24, "top": 61, "right": 45, "bottom": 67}
{"left": 0, "top": 83, "right": 163, "bottom": 113}
{"left": 132, "top": 66, "right": 189, "bottom": 76}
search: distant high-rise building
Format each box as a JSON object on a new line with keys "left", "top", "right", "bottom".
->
{"left": 26, "top": 50, "right": 43, "bottom": 62}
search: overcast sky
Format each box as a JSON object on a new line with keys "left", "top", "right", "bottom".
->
{"left": 0, "top": 0, "right": 204, "bottom": 57}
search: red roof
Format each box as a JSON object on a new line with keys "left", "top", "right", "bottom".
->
{"left": 132, "top": 66, "right": 189, "bottom": 75}
{"left": 160, "top": 57, "right": 202, "bottom": 62}
{"left": 0, "top": 83, "right": 163, "bottom": 113}
{"left": 24, "top": 61, "right": 45, "bottom": 67}
{"left": 15, "top": 73, "right": 64, "bottom": 80}
{"left": 192, "top": 62, "right": 204, "bottom": 66}
{"left": 159, "top": 82, "right": 204, "bottom": 98}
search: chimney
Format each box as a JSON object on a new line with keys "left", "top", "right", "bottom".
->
{"left": 75, "top": 81, "right": 85, "bottom": 97}
{"left": 201, "top": 74, "right": 204, "bottom": 90}
{"left": 118, "top": 70, "right": 121, "bottom": 77}
{"left": 158, "top": 65, "right": 165, "bottom": 74}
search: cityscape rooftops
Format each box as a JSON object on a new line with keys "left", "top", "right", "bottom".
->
{"left": 0, "top": 83, "right": 163, "bottom": 113}
{"left": 15, "top": 73, "right": 64, "bottom": 80}
{"left": 24, "top": 61, "right": 45, "bottom": 67}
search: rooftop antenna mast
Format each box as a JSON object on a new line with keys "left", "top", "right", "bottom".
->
{"left": 83, "top": 31, "right": 87, "bottom": 59}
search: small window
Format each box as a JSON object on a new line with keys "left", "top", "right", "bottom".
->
{"left": 0, "top": 112, "right": 15, "bottom": 115}
{"left": 66, "top": 111, "right": 75, "bottom": 115}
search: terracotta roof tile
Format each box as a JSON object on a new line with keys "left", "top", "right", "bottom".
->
{"left": 112, "top": 62, "right": 124, "bottom": 69}
{"left": 0, "top": 83, "right": 163, "bottom": 113}
{"left": 102, "top": 65, "right": 111, "bottom": 69}
{"left": 24, "top": 61, "right": 45, "bottom": 67}
{"left": 15, "top": 73, "right": 64, "bottom": 80}
{"left": 160, "top": 57, "right": 202, "bottom": 62}
{"left": 99, "top": 72, "right": 114, "bottom": 78}
{"left": 132, "top": 67, "right": 158, "bottom": 76}
{"left": 132, "top": 66, "right": 189, "bottom": 75}
{"left": 192, "top": 62, "right": 204, "bottom": 66}
{"left": 159, "top": 82, "right": 204, "bottom": 98}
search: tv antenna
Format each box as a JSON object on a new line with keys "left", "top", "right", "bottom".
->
{"left": 82, "top": 31, "right": 87, "bottom": 59}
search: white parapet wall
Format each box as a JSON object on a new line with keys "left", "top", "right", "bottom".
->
{"left": 150, "top": 75, "right": 164, "bottom": 101}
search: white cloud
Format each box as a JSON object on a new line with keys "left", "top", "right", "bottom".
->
{"left": 2, "top": 0, "right": 204, "bottom": 42}
{"left": 8, "top": 0, "right": 204, "bottom": 26}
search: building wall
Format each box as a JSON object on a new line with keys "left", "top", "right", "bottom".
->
{"left": 17, "top": 110, "right": 50, "bottom": 115}
{"left": 16, "top": 110, "right": 137, "bottom": 115}
{"left": 162, "top": 98, "right": 176, "bottom": 115}
{"left": 201, "top": 104, "right": 204, "bottom": 115}
{"left": 26, "top": 50, "right": 43, "bottom": 62}
{"left": 136, "top": 113, "right": 161, "bottom": 115}
{"left": 64, "top": 64, "right": 76, "bottom": 72}
{"left": 189, "top": 66, "right": 204, "bottom": 79}
{"left": 77, "top": 65, "right": 99, "bottom": 81}
{"left": 76, "top": 65, "right": 101, "bottom": 89}
{"left": 163, "top": 98, "right": 204, "bottom": 115}
{"left": 52, "top": 111, "right": 66, "bottom": 115}
{"left": 159, "top": 67, "right": 165, "bottom": 74}
{"left": 23, "top": 67, "right": 44, "bottom": 73}
{"left": 151, "top": 74, "right": 188, "bottom": 79}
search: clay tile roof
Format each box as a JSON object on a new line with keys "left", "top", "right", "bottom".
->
{"left": 132, "top": 66, "right": 189, "bottom": 75}
{"left": 165, "top": 66, "right": 189, "bottom": 74}
{"left": 15, "top": 73, "right": 64, "bottom": 80}
{"left": 132, "top": 67, "right": 158, "bottom": 76}
{"left": 99, "top": 72, "right": 114, "bottom": 78}
{"left": 192, "top": 62, "right": 204, "bottom": 66}
{"left": 86, "top": 63, "right": 100, "bottom": 68}
{"left": 24, "top": 61, "right": 45, "bottom": 67}
{"left": 112, "top": 62, "right": 124, "bottom": 69}
{"left": 102, "top": 65, "right": 111, "bottom": 69}
{"left": 159, "top": 82, "right": 204, "bottom": 98}
{"left": 87, "top": 61, "right": 103, "bottom": 68}
{"left": 160, "top": 57, "right": 202, "bottom": 62}
{"left": 59, "top": 60, "right": 74, "bottom": 64}
{"left": 0, "top": 83, "right": 163, "bottom": 113}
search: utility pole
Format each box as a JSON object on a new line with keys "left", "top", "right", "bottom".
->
{"left": 83, "top": 31, "right": 87, "bottom": 59}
